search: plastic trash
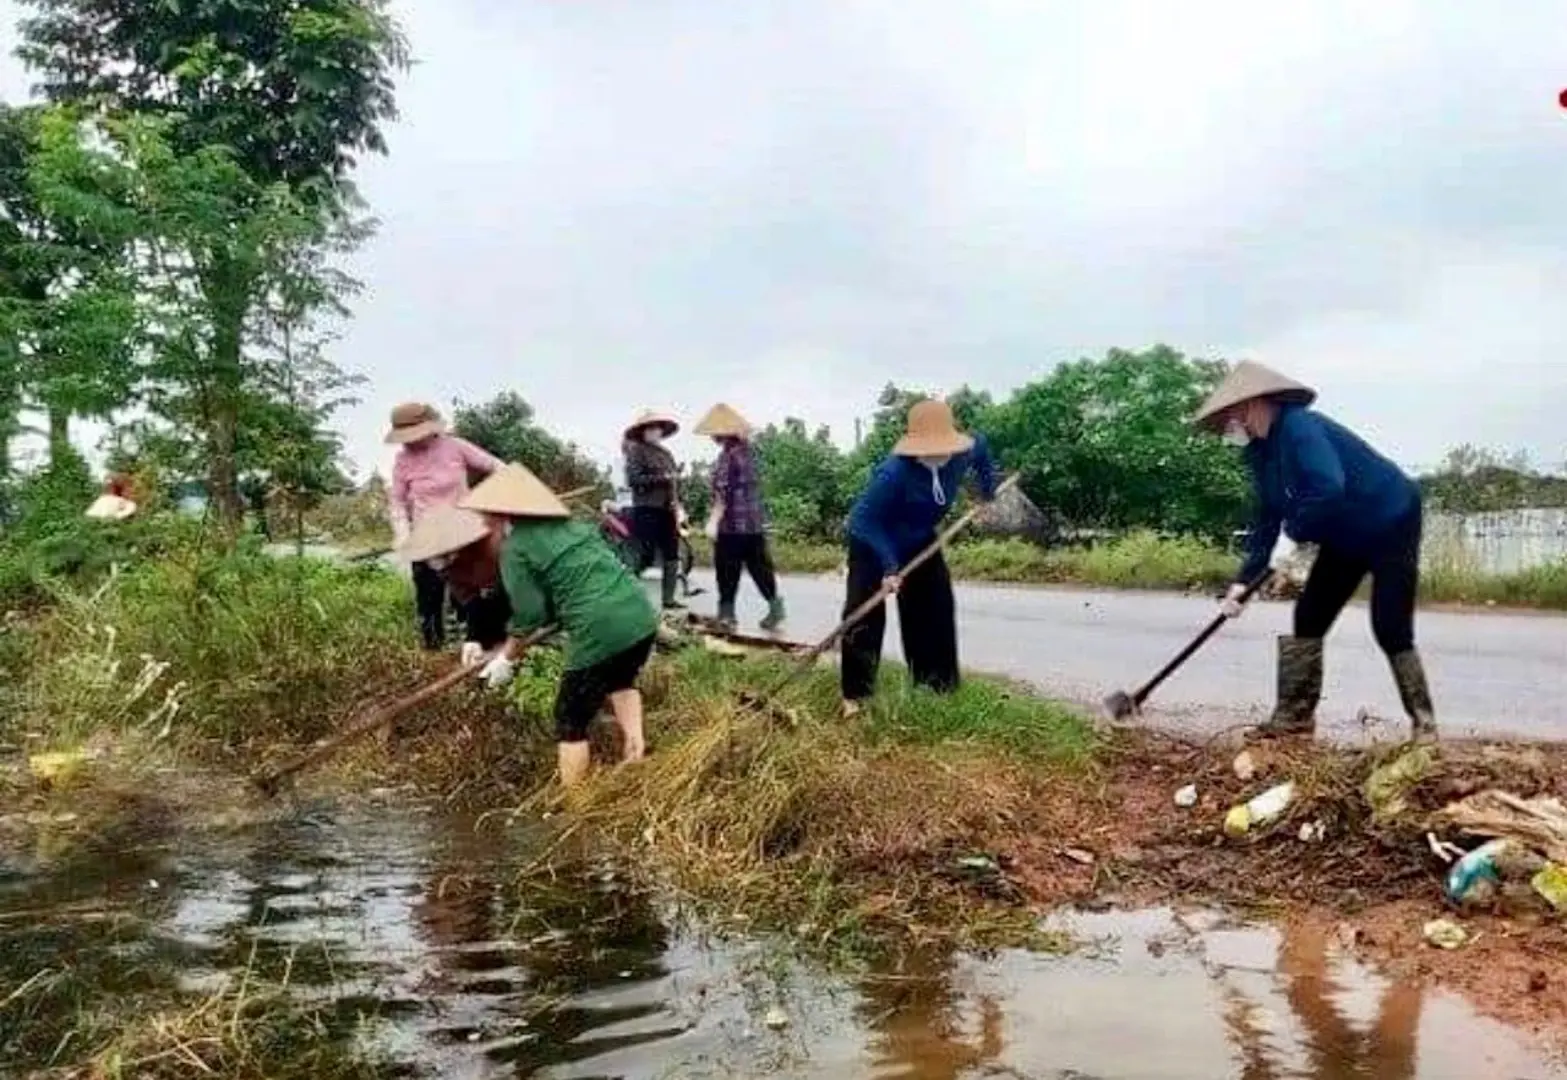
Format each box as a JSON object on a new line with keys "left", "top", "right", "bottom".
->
{"left": 1224, "top": 782, "right": 1296, "bottom": 838}
{"left": 27, "top": 749, "right": 89, "bottom": 789}
{"left": 1232, "top": 751, "right": 1257, "bottom": 782}
{"left": 1174, "top": 784, "right": 1198, "bottom": 808}
{"left": 1532, "top": 864, "right": 1567, "bottom": 913}
{"left": 1422, "top": 918, "right": 1469, "bottom": 950}
{"left": 1446, "top": 838, "right": 1510, "bottom": 905}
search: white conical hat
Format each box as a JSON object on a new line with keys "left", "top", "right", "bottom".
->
{"left": 1193, "top": 361, "right": 1316, "bottom": 429}
{"left": 692, "top": 402, "right": 752, "bottom": 438}
{"left": 458, "top": 463, "right": 570, "bottom": 518}
{"left": 399, "top": 505, "right": 490, "bottom": 563}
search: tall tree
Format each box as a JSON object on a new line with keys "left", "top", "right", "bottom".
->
{"left": 0, "top": 101, "right": 138, "bottom": 470}
{"left": 451, "top": 392, "right": 609, "bottom": 494}
{"left": 17, "top": 0, "right": 407, "bottom": 532}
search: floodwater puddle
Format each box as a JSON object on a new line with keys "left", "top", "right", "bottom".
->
{"left": 2, "top": 796, "right": 1561, "bottom": 1079}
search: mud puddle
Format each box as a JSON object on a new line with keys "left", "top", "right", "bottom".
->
{"left": 1, "top": 795, "right": 1560, "bottom": 1079}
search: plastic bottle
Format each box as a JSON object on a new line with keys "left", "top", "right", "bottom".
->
{"left": 1223, "top": 782, "right": 1296, "bottom": 838}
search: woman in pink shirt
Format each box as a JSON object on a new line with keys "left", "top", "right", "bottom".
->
{"left": 385, "top": 402, "right": 503, "bottom": 649}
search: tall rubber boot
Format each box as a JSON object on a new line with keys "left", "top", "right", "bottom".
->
{"left": 1252, "top": 636, "right": 1322, "bottom": 738}
{"left": 715, "top": 600, "right": 738, "bottom": 632}
{"left": 1389, "top": 649, "right": 1437, "bottom": 742}
{"left": 759, "top": 595, "right": 787, "bottom": 632}
{"left": 660, "top": 559, "right": 684, "bottom": 610}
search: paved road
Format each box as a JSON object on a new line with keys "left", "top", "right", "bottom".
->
{"left": 687, "top": 570, "right": 1567, "bottom": 743}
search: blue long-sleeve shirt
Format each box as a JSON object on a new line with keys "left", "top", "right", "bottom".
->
{"left": 846, "top": 437, "right": 999, "bottom": 574}
{"left": 1237, "top": 405, "right": 1419, "bottom": 584}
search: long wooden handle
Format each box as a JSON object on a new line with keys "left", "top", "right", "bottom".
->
{"left": 774, "top": 473, "right": 1022, "bottom": 682}
{"left": 252, "top": 624, "right": 555, "bottom": 792}
{"left": 1130, "top": 570, "right": 1273, "bottom": 706}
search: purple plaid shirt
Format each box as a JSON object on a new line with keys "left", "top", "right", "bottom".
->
{"left": 711, "top": 442, "right": 766, "bottom": 535}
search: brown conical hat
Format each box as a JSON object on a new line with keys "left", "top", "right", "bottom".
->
{"left": 1193, "top": 361, "right": 1316, "bottom": 429}
{"left": 693, "top": 402, "right": 752, "bottom": 439}
{"left": 399, "top": 505, "right": 490, "bottom": 563}
{"left": 892, "top": 399, "right": 974, "bottom": 457}
{"left": 458, "top": 463, "right": 570, "bottom": 518}
{"left": 623, "top": 408, "right": 680, "bottom": 441}
{"left": 384, "top": 401, "right": 446, "bottom": 445}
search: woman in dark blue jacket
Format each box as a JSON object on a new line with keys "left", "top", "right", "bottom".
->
{"left": 1195, "top": 361, "right": 1434, "bottom": 740}
{"left": 840, "top": 399, "right": 998, "bottom": 717}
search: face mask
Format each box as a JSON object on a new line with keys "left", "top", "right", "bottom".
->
{"left": 1222, "top": 421, "right": 1251, "bottom": 448}
{"left": 645, "top": 430, "right": 664, "bottom": 446}
{"left": 918, "top": 455, "right": 952, "bottom": 470}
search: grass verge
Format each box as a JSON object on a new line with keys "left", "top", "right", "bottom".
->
{"left": 694, "top": 530, "right": 1567, "bottom": 610}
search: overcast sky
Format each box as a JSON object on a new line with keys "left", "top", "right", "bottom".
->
{"left": 4, "top": 1, "right": 1566, "bottom": 484}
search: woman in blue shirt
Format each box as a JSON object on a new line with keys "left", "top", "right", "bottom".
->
{"left": 1195, "top": 361, "right": 1434, "bottom": 741}
{"left": 841, "top": 399, "right": 998, "bottom": 717}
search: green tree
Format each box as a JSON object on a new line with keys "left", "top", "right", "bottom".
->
{"left": 753, "top": 418, "right": 853, "bottom": 540}
{"left": 1419, "top": 446, "right": 1567, "bottom": 513}
{"left": 0, "top": 102, "right": 139, "bottom": 470}
{"left": 18, "top": 0, "right": 408, "bottom": 531}
{"left": 985, "top": 346, "right": 1248, "bottom": 537}
{"left": 451, "top": 391, "right": 609, "bottom": 495}
{"left": 26, "top": 110, "right": 363, "bottom": 540}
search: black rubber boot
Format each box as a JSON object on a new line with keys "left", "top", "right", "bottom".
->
{"left": 660, "top": 560, "right": 684, "bottom": 610}
{"left": 1252, "top": 636, "right": 1322, "bottom": 738}
{"left": 715, "top": 601, "right": 737, "bottom": 631}
{"left": 1389, "top": 649, "right": 1437, "bottom": 741}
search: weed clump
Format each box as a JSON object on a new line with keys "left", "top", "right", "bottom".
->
{"left": 532, "top": 649, "right": 1100, "bottom": 955}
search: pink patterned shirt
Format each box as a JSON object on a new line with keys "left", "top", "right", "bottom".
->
{"left": 388, "top": 435, "right": 503, "bottom": 527}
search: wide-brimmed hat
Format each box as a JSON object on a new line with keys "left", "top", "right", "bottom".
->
{"left": 458, "top": 463, "right": 571, "bottom": 519}
{"left": 399, "top": 505, "right": 490, "bottom": 564}
{"left": 84, "top": 494, "right": 136, "bottom": 521}
{"left": 623, "top": 409, "right": 679, "bottom": 441}
{"left": 692, "top": 402, "right": 752, "bottom": 439}
{"left": 1193, "top": 361, "right": 1317, "bottom": 430}
{"left": 384, "top": 402, "right": 446, "bottom": 445}
{"left": 892, "top": 399, "right": 974, "bottom": 457}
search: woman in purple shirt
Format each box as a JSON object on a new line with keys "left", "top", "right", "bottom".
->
{"left": 694, "top": 403, "right": 786, "bottom": 632}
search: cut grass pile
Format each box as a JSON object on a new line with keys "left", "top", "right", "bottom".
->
{"left": 525, "top": 647, "right": 1100, "bottom": 956}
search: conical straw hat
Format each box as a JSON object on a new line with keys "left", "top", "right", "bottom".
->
{"left": 384, "top": 401, "right": 446, "bottom": 445}
{"left": 623, "top": 408, "right": 680, "bottom": 441}
{"left": 1193, "top": 361, "right": 1316, "bottom": 429}
{"left": 458, "top": 463, "right": 570, "bottom": 518}
{"left": 692, "top": 402, "right": 752, "bottom": 439}
{"left": 892, "top": 399, "right": 974, "bottom": 457}
{"left": 399, "top": 505, "right": 490, "bottom": 563}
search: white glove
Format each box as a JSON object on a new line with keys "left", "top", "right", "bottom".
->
{"left": 479, "top": 653, "right": 515, "bottom": 689}
{"left": 1219, "top": 583, "right": 1248, "bottom": 619}
{"left": 1268, "top": 532, "right": 1299, "bottom": 572}
{"left": 459, "top": 641, "right": 484, "bottom": 669}
{"left": 703, "top": 507, "right": 721, "bottom": 542}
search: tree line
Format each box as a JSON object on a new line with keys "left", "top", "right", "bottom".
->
{"left": 1, "top": 0, "right": 406, "bottom": 538}
{"left": 453, "top": 345, "right": 1566, "bottom": 546}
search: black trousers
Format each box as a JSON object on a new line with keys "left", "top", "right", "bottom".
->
{"left": 1294, "top": 502, "right": 1422, "bottom": 656}
{"left": 631, "top": 506, "right": 679, "bottom": 572}
{"left": 411, "top": 559, "right": 448, "bottom": 650}
{"left": 715, "top": 533, "right": 778, "bottom": 606}
{"left": 840, "top": 537, "right": 958, "bottom": 701}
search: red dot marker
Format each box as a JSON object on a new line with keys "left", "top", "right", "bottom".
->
{"left": 1559, "top": 88, "right": 1567, "bottom": 109}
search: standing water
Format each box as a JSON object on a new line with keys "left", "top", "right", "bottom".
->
{"left": 2, "top": 793, "right": 1561, "bottom": 1079}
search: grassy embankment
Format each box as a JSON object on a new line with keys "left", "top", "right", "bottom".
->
{"left": 692, "top": 529, "right": 1567, "bottom": 611}
{"left": 0, "top": 511, "right": 1105, "bottom": 1075}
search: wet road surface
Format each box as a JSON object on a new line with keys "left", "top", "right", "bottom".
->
{"left": 692, "top": 571, "right": 1567, "bottom": 744}
{"left": 3, "top": 798, "right": 1560, "bottom": 1079}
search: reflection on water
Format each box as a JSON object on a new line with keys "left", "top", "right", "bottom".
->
{"left": 2, "top": 797, "right": 1562, "bottom": 1079}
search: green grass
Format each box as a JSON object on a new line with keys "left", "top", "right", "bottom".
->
{"left": 696, "top": 530, "right": 1567, "bottom": 611}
